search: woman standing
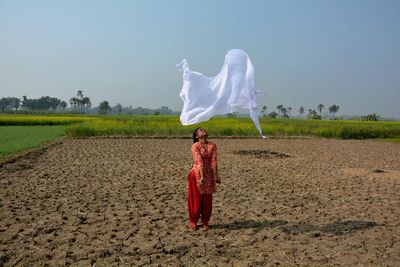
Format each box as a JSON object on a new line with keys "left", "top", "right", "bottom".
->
{"left": 187, "top": 127, "right": 221, "bottom": 231}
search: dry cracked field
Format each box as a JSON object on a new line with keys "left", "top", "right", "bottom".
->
{"left": 1, "top": 137, "right": 400, "bottom": 266}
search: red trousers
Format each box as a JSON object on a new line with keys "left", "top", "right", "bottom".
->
{"left": 187, "top": 170, "right": 213, "bottom": 226}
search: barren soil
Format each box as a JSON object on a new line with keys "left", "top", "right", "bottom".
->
{"left": 1, "top": 137, "right": 399, "bottom": 266}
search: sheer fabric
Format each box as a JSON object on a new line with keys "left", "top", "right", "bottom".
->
{"left": 178, "top": 49, "right": 265, "bottom": 138}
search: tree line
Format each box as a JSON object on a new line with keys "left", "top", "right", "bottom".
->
{"left": 0, "top": 91, "right": 178, "bottom": 115}
{"left": 0, "top": 92, "right": 381, "bottom": 121}
{"left": 260, "top": 104, "right": 341, "bottom": 120}
{"left": 0, "top": 96, "right": 67, "bottom": 112}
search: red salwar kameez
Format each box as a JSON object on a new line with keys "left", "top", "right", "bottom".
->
{"left": 188, "top": 141, "right": 218, "bottom": 229}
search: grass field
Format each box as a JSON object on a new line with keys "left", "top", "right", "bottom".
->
{"left": 1, "top": 114, "right": 399, "bottom": 158}
{"left": 0, "top": 126, "right": 65, "bottom": 158}
{"left": 64, "top": 115, "right": 400, "bottom": 140}
{"left": 0, "top": 114, "right": 94, "bottom": 126}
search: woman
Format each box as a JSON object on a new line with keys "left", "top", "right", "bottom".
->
{"left": 187, "top": 127, "right": 221, "bottom": 231}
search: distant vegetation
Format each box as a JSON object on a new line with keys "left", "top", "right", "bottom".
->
{"left": 359, "top": 113, "right": 381, "bottom": 121}
{"left": 0, "top": 91, "right": 178, "bottom": 115}
{"left": 260, "top": 104, "right": 341, "bottom": 120}
{"left": 1, "top": 114, "right": 399, "bottom": 140}
{"left": 2, "top": 92, "right": 396, "bottom": 122}
{"left": 1, "top": 93, "right": 399, "bottom": 147}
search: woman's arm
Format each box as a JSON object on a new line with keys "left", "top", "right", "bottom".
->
{"left": 191, "top": 144, "right": 205, "bottom": 183}
{"left": 211, "top": 144, "right": 220, "bottom": 183}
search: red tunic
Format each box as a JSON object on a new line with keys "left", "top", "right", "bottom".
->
{"left": 190, "top": 141, "right": 218, "bottom": 194}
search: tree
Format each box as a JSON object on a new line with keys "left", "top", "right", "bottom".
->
{"left": 12, "top": 96, "right": 61, "bottom": 111}
{"left": 261, "top": 105, "right": 267, "bottom": 118}
{"left": 227, "top": 112, "right": 239, "bottom": 118}
{"left": 299, "top": 106, "right": 305, "bottom": 116}
{"left": 69, "top": 97, "right": 78, "bottom": 110}
{"left": 0, "top": 98, "right": 11, "bottom": 111}
{"left": 113, "top": 103, "right": 123, "bottom": 114}
{"left": 276, "top": 105, "right": 283, "bottom": 117}
{"left": 317, "top": 104, "right": 324, "bottom": 115}
{"left": 77, "top": 90, "right": 84, "bottom": 112}
{"left": 160, "top": 106, "right": 171, "bottom": 115}
{"left": 60, "top": 101, "right": 68, "bottom": 112}
{"left": 70, "top": 91, "right": 91, "bottom": 113}
{"left": 268, "top": 111, "right": 278, "bottom": 119}
{"left": 82, "top": 97, "right": 91, "bottom": 112}
{"left": 328, "top": 105, "right": 340, "bottom": 118}
{"left": 77, "top": 90, "right": 84, "bottom": 100}
{"left": 360, "top": 113, "right": 380, "bottom": 121}
{"left": 98, "top": 101, "right": 111, "bottom": 115}
{"left": 307, "top": 109, "right": 321, "bottom": 120}
{"left": 10, "top": 97, "right": 20, "bottom": 111}
{"left": 281, "top": 107, "right": 289, "bottom": 118}
{"left": 0, "top": 97, "right": 20, "bottom": 112}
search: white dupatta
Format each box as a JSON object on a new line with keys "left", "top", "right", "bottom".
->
{"left": 178, "top": 49, "right": 265, "bottom": 138}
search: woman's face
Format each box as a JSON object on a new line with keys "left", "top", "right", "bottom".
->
{"left": 196, "top": 128, "right": 208, "bottom": 139}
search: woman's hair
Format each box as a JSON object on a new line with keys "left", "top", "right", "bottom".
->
{"left": 192, "top": 127, "right": 201, "bottom": 143}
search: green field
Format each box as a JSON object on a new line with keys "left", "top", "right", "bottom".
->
{"left": 64, "top": 115, "right": 400, "bottom": 140}
{"left": 1, "top": 114, "right": 399, "bottom": 158}
{"left": 1, "top": 114, "right": 400, "bottom": 139}
{"left": 0, "top": 126, "right": 65, "bottom": 158}
{"left": 0, "top": 114, "right": 94, "bottom": 126}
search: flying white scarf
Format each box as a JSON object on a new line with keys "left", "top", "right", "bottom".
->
{"left": 178, "top": 49, "right": 265, "bottom": 138}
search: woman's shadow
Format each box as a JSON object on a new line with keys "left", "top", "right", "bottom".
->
{"left": 212, "top": 219, "right": 377, "bottom": 235}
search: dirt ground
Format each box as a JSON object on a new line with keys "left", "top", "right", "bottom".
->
{"left": 1, "top": 137, "right": 399, "bottom": 266}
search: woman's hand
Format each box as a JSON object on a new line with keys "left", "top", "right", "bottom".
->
{"left": 198, "top": 177, "right": 205, "bottom": 185}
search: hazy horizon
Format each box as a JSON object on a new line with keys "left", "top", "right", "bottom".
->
{"left": 1, "top": 0, "right": 399, "bottom": 118}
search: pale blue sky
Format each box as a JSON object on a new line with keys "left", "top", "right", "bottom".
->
{"left": 0, "top": 0, "right": 399, "bottom": 118}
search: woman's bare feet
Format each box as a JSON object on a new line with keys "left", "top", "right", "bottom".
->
{"left": 189, "top": 222, "right": 197, "bottom": 231}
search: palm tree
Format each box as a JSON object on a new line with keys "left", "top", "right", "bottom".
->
{"left": 334, "top": 105, "right": 340, "bottom": 116}
{"left": 76, "top": 90, "right": 84, "bottom": 112}
{"left": 281, "top": 107, "right": 289, "bottom": 118}
{"left": 328, "top": 105, "right": 340, "bottom": 118}
{"left": 317, "top": 104, "right": 324, "bottom": 115}
{"left": 77, "top": 90, "right": 84, "bottom": 100}
{"left": 288, "top": 107, "right": 292, "bottom": 117}
{"left": 69, "top": 97, "right": 78, "bottom": 110}
{"left": 261, "top": 105, "right": 267, "bottom": 118}
{"left": 277, "top": 105, "right": 283, "bottom": 117}
{"left": 60, "top": 101, "right": 67, "bottom": 112}
{"left": 299, "top": 106, "right": 305, "bottom": 116}
{"left": 82, "top": 97, "right": 91, "bottom": 113}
